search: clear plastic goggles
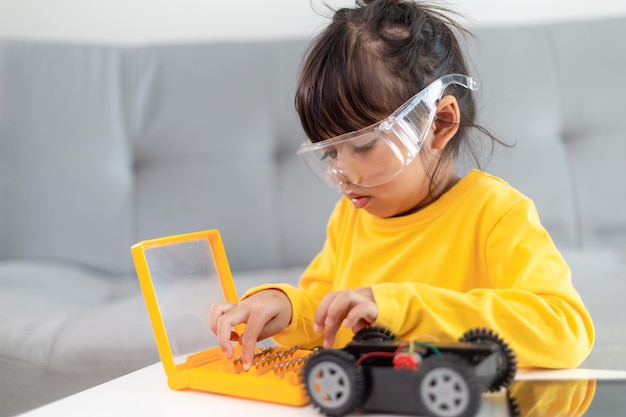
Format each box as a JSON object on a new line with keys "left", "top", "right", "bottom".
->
{"left": 297, "top": 74, "right": 479, "bottom": 190}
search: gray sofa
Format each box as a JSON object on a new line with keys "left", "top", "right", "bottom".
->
{"left": 1, "top": 16, "right": 625, "bottom": 416}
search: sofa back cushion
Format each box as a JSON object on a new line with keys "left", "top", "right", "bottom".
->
{"left": 132, "top": 43, "right": 281, "bottom": 271}
{"left": 0, "top": 42, "right": 134, "bottom": 275}
{"left": 131, "top": 41, "right": 337, "bottom": 270}
{"left": 550, "top": 17, "right": 626, "bottom": 247}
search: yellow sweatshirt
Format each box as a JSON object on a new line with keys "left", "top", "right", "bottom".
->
{"left": 245, "top": 170, "right": 594, "bottom": 368}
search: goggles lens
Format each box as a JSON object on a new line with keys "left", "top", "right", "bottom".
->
{"left": 297, "top": 74, "right": 479, "bottom": 190}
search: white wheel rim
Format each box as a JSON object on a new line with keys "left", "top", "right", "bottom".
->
{"left": 420, "top": 367, "right": 470, "bottom": 417}
{"left": 308, "top": 361, "right": 352, "bottom": 409}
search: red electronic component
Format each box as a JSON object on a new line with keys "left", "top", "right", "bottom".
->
{"left": 393, "top": 352, "right": 421, "bottom": 370}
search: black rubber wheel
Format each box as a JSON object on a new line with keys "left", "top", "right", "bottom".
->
{"left": 414, "top": 353, "right": 481, "bottom": 417}
{"left": 302, "top": 349, "right": 365, "bottom": 417}
{"left": 351, "top": 325, "right": 396, "bottom": 342}
{"left": 459, "top": 327, "right": 517, "bottom": 391}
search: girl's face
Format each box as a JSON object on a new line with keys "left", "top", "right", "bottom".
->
{"left": 339, "top": 127, "right": 459, "bottom": 218}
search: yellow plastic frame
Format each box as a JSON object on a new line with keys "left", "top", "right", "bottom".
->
{"left": 131, "top": 230, "right": 309, "bottom": 406}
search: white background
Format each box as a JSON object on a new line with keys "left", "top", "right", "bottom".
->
{"left": 1, "top": 0, "right": 626, "bottom": 44}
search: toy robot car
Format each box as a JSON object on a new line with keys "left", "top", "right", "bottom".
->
{"left": 302, "top": 326, "right": 517, "bottom": 417}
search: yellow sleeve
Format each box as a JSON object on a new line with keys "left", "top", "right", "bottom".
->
{"left": 372, "top": 199, "right": 594, "bottom": 368}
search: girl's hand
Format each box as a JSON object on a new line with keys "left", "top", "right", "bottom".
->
{"left": 314, "top": 287, "right": 378, "bottom": 348}
{"left": 209, "top": 289, "right": 292, "bottom": 370}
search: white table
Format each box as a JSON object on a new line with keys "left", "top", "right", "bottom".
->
{"left": 19, "top": 363, "right": 626, "bottom": 417}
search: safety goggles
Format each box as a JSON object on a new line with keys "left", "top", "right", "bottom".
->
{"left": 297, "top": 74, "right": 479, "bottom": 190}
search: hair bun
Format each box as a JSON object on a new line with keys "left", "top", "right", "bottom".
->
{"left": 359, "top": 0, "right": 403, "bottom": 7}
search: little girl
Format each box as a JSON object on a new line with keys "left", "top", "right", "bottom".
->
{"left": 210, "top": 0, "right": 594, "bottom": 371}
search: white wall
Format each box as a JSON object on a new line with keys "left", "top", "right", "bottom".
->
{"left": 1, "top": 0, "right": 625, "bottom": 44}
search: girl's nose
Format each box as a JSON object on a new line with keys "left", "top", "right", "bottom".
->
{"left": 329, "top": 146, "right": 362, "bottom": 186}
{"left": 333, "top": 170, "right": 351, "bottom": 185}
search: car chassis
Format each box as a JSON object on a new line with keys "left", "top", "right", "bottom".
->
{"left": 302, "top": 327, "right": 517, "bottom": 417}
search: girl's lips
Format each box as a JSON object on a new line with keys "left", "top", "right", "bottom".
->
{"left": 351, "top": 196, "right": 371, "bottom": 209}
{"left": 346, "top": 193, "right": 371, "bottom": 209}
{"left": 342, "top": 186, "right": 372, "bottom": 209}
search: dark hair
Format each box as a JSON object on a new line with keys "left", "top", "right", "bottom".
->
{"left": 296, "top": 0, "right": 504, "bottom": 189}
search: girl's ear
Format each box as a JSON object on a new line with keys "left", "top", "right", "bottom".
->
{"left": 431, "top": 95, "right": 460, "bottom": 150}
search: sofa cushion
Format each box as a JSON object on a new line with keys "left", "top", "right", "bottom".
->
{"left": 0, "top": 260, "right": 157, "bottom": 416}
{"left": 0, "top": 260, "right": 157, "bottom": 366}
{"left": 550, "top": 17, "right": 626, "bottom": 247}
{"left": 561, "top": 248, "right": 626, "bottom": 370}
{"left": 0, "top": 41, "right": 134, "bottom": 275}
{"left": 132, "top": 43, "right": 294, "bottom": 271}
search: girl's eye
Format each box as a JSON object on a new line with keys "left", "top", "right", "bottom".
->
{"left": 321, "top": 147, "right": 337, "bottom": 161}
{"left": 352, "top": 139, "right": 378, "bottom": 154}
